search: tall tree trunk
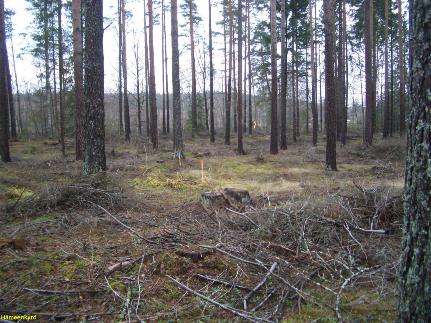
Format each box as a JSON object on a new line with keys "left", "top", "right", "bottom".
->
{"left": 171, "top": 0, "right": 184, "bottom": 158}
{"left": 83, "top": 0, "right": 105, "bottom": 175}
{"left": 270, "top": 0, "right": 278, "bottom": 155}
{"left": 310, "top": 0, "right": 318, "bottom": 146}
{"left": 5, "top": 52, "right": 16, "bottom": 140}
{"left": 225, "top": 0, "right": 233, "bottom": 145}
{"left": 237, "top": 0, "right": 244, "bottom": 154}
{"left": 343, "top": 0, "right": 348, "bottom": 139}
{"left": 133, "top": 36, "right": 142, "bottom": 135}
{"left": 364, "top": 0, "right": 373, "bottom": 145}
{"left": 188, "top": 0, "right": 197, "bottom": 136}
{"left": 121, "top": 0, "right": 131, "bottom": 141}
{"left": 58, "top": 0, "right": 65, "bottom": 157}
{"left": 397, "top": 0, "right": 405, "bottom": 134}
{"left": 72, "top": 0, "right": 83, "bottom": 160}
{"left": 319, "top": 42, "right": 323, "bottom": 132}
{"left": 323, "top": 0, "right": 337, "bottom": 170}
{"left": 383, "top": 0, "right": 390, "bottom": 138}
{"left": 118, "top": 0, "right": 123, "bottom": 135}
{"left": 337, "top": 0, "right": 346, "bottom": 145}
{"left": 306, "top": 48, "right": 309, "bottom": 135}
{"left": 295, "top": 43, "right": 300, "bottom": 138}
{"left": 292, "top": 38, "right": 297, "bottom": 142}
{"left": 148, "top": 0, "right": 158, "bottom": 149}
{"left": 0, "top": 0, "right": 10, "bottom": 162}
{"left": 223, "top": 11, "right": 227, "bottom": 134}
{"left": 372, "top": 0, "right": 377, "bottom": 135}
{"left": 243, "top": 14, "right": 247, "bottom": 134}
{"left": 163, "top": 0, "right": 170, "bottom": 134}
{"left": 202, "top": 49, "right": 209, "bottom": 131}
{"left": 280, "top": 0, "right": 287, "bottom": 149}
{"left": 143, "top": 0, "right": 150, "bottom": 137}
{"left": 398, "top": 0, "right": 431, "bottom": 320}
{"left": 161, "top": 0, "right": 166, "bottom": 134}
{"left": 209, "top": 0, "right": 215, "bottom": 142}
{"left": 9, "top": 36, "right": 22, "bottom": 136}
{"left": 247, "top": 0, "right": 252, "bottom": 135}
{"left": 233, "top": 36, "right": 237, "bottom": 133}
{"left": 51, "top": 15, "right": 58, "bottom": 140}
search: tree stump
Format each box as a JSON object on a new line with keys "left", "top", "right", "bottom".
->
{"left": 222, "top": 188, "right": 251, "bottom": 204}
{"left": 201, "top": 191, "right": 227, "bottom": 210}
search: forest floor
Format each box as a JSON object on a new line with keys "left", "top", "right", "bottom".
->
{"left": 0, "top": 133, "right": 405, "bottom": 322}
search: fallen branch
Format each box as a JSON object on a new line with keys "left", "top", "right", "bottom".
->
{"left": 22, "top": 288, "right": 101, "bottom": 296}
{"left": 86, "top": 200, "right": 157, "bottom": 244}
{"left": 225, "top": 207, "right": 257, "bottom": 226}
{"left": 244, "top": 262, "right": 278, "bottom": 311}
{"left": 195, "top": 274, "right": 252, "bottom": 291}
{"left": 200, "top": 244, "right": 267, "bottom": 267}
{"left": 166, "top": 275, "right": 272, "bottom": 323}
{"left": 335, "top": 266, "right": 380, "bottom": 322}
{"left": 250, "top": 288, "right": 277, "bottom": 312}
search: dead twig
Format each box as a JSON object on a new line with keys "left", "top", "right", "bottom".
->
{"left": 166, "top": 275, "right": 272, "bottom": 323}
{"left": 244, "top": 262, "right": 278, "bottom": 311}
{"left": 86, "top": 200, "right": 157, "bottom": 244}
{"left": 195, "top": 274, "right": 252, "bottom": 291}
{"left": 22, "top": 288, "right": 102, "bottom": 295}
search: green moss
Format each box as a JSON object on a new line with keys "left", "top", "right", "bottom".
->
{"left": 59, "top": 259, "right": 87, "bottom": 281}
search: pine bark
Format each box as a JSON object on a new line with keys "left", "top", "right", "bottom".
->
{"left": 188, "top": 0, "right": 197, "bottom": 136}
{"left": 72, "top": 0, "right": 83, "bottom": 160}
{"left": 161, "top": 0, "right": 166, "bottom": 134}
{"left": 247, "top": 0, "right": 252, "bottom": 135}
{"left": 337, "top": 0, "right": 346, "bottom": 145}
{"left": 171, "top": 0, "right": 184, "bottom": 158}
{"left": 9, "top": 38, "right": 22, "bottom": 135}
{"left": 398, "top": 0, "right": 431, "bottom": 320}
{"left": 148, "top": 0, "right": 157, "bottom": 149}
{"left": 121, "top": 0, "right": 131, "bottom": 141}
{"left": 364, "top": 0, "right": 373, "bottom": 145}
{"left": 397, "top": 0, "right": 405, "bottom": 134}
{"left": 270, "top": 0, "right": 278, "bottom": 155}
{"left": 143, "top": 0, "right": 150, "bottom": 137}
{"left": 323, "top": 0, "right": 337, "bottom": 170}
{"left": 310, "top": 0, "right": 318, "bottom": 146}
{"left": 0, "top": 0, "right": 10, "bottom": 162}
{"left": 163, "top": 0, "right": 170, "bottom": 134}
{"left": 5, "top": 52, "right": 16, "bottom": 140}
{"left": 83, "top": 0, "right": 105, "bottom": 175}
{"left": 209, "top": 0, "right": 215, "bottom": 142}
{"left": 118, "top": 0, "right": 123, "bottom": 135}
{"left": 280, "top": 0, "right": 287, "bottom": 150}
{"left": 58, "top": 0, "right": 65, "bottom": 157}
{"left": 383, "top": 0, "right": 390, "bottom": 138}
{"left": 237, "top": 0, "right": 244, "bottom": 154}
{"left": 225, "top": 0, "right": 233, "bottom": 145}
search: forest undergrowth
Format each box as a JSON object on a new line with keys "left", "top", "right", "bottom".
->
{"left": 0, "top": 134, "right": 405, "bottom": 321}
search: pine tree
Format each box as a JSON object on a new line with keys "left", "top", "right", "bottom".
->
{"left": 237, "top": 0, "right": 244, "bottom": 154}
{"left": 280, "top": 0, "right": 287, "bottom": 150}
{"left": 72, "top": 0, "right": 83, "bottom": 160}
{"left": 148, "top": 0, "right": 158, "bottom": 149}
{"left": 83, "top": 0, "right": 105, "bottom": 175}
{"left": 208, "top": 0, "right": 215, "bottom": 143}
{"left": 364, "top": 0, "right": 373, "bottom": 145}
{"left": 171, "top": 0, "right": 184, "bottom": 158}
{"left": 398, "top": 0, "right": 431, "bottom": 320}
{"left": 269, "top": 0, "right": 278, "bottom": 155}
{"left": 0, "top": 0, "right": 10, "bottom": 162}
{"left": 121, "top": 0, "right": 131, "bottom": 141}
{"left": 323, "top": 0, "right": 336, "bottom": 170}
